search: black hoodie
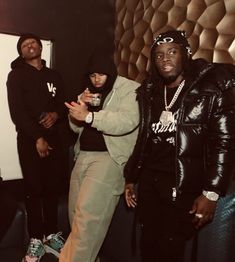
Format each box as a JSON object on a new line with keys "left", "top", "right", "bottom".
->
{"left": 79, "top": 52, "right": 118, "bottom": 151}
{"left": 7, "top": 56, "right": 67, "bottom": 141}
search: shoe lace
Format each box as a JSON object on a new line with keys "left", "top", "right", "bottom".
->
{"left": 27, "top": 239, "right": 44, "bottom": 256}
{"left": 48, "top": 232, "right": 65, "bottom": 249}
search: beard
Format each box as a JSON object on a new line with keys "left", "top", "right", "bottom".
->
{"left": 163, "top": 75, "right": 179, "bottom": 85}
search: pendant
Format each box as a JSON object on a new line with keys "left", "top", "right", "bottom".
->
{"left": 159, "top": 110, "right": 174, "bottom": 126}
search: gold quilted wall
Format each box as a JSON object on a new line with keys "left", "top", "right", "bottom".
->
{"left": 115, "top": 0, "right": 235, "bottom": 82}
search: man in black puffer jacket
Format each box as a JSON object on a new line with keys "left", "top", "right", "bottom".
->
{"left": 124, "top": 30, "right": 235, "bottom": 262}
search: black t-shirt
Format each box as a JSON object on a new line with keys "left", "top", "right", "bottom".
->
{"left": 143, "top": 83, "right": 187, "bottom": 177}
{"left": 79, "top": 86, "right": 111, "bottom": 152}
{"left": 80, "top": 123, "right": 107, "bottom": 151}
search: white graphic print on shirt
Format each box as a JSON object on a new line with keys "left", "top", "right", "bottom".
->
{"left": 47, "top": 82, "right": 57, "bottom": 97}
{"left": 151, "top": 109, "right": 179, "bottom": 146}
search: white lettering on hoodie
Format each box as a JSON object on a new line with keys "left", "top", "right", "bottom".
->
{"left": 47, "top": 82, "right": 56, "bottom": 97}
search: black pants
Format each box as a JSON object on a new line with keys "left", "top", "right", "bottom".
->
{"left": 17, "top": 133, "right": 69, "bottom": 239}
{"left": 138, "top": 174, "right": 197, "bottom": 262}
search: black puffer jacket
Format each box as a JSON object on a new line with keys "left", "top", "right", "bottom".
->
{"left": 125, "top": 58, "right": 235, "bottom": 196}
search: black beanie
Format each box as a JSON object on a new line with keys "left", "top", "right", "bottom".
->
{"left": 152, "top": 30, "right": 192, "bottom": 56}
{"left": 17, "top": 33, "right": 42, "bottom": 56}
{"left": 88, "top": 52, "right": 117, "bottom": 77}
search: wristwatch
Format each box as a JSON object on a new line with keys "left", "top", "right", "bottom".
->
{"left": 85, "top": 112, "right": 93, "bottom": 124}
{"left": 202, "top": 190, "right": 219, "bottom": 201}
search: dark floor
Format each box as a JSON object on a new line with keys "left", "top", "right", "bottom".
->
{"left": 39, "top": 252, "right": 114, "bottom": 262}
{"left": 40, "top": 253, "right": 110, "bottom": 262}
{"left": 41, "top": 253, "right": 58, "bottom": 261}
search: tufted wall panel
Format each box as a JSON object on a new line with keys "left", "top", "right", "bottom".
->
{"left": 115, "top": 0, "right": 235, "bottom": 82}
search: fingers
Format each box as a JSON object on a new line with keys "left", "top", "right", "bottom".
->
{"left": 189, "top": 209, "right": 196, "bottom": 215}
{"left": 65, "top": 101, "right": 80, "bottom": 110}
{"left": 39, "top": 112, "right": 58, "bottom": 128}
{"left": 192, "top": 212, "right": 214, "bottom": 229}
{"left": 125, "top": 189, "right": 137, "bottom": 208}
{"left": 83, "top": 88, "right": 91, "bottom": 96}
{"left": 65, "top": 102, "right": 78, "bottom": 117}
{"left": 37, "top": 148, "right": 50, "bottom": 158}
{"left": 125, "top": 194, "right": 137, "bottom": 208}
{"left": 38, "top": 147, "right": 52, "bottom": 158}
{"left": 65, "top": 101, "right": 73, "bottom": 109}
{"left": 71, "top": 100, "right": 85, "bottom": 106}
{"left": 65, "top": 100, "right": 89, "bottom": 121}
{"left": 36, "top": 138, "right": 52, "bottom": 158}
{"left": 82, "top": 89, "right": 93, "bottom": 102}
{"left": 40, "top": 118, "right": 53, "bottom": 128}
{"left": 189, "top": 202, "right": 197, "bottom": 215}
{"left": 190, "top": 195, "right": 217, "bottom": 229}
{"left": 65, "top": 100, "right": 86, "bottom": 109}
{"left": 192, "top": 214, "right": 204, "bottom": 229}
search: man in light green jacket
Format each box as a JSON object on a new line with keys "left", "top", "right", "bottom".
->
{"left": 60, "top": 53, "right": 140, "bottom": 262}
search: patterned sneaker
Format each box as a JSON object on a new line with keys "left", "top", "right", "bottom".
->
{"left": 22, "top": 238, "right": 45, "bottom": 262}
{"left": 44, "top": 232, "right": 65, "bottom": 258}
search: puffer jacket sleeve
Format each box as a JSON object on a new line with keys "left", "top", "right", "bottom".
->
{"left": 124, "top": 79, "right": 153, "bottom": 184}
{"left": 205, "top": 64, "right": 235, "bottom": 195}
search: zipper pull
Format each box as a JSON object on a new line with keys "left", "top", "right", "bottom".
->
{"left": 172, "top": 187, "right": 177, "bottom": 201}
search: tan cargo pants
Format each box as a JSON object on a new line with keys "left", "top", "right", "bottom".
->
{"left": 59, "top": 151, "right": 124, "bottom": 262}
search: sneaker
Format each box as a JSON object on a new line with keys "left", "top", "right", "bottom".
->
{"left": 44, "top": 232, "right": 65, "bottom": 258}
{"left": 22, "top": 238, "right": 45, "bottom": 262}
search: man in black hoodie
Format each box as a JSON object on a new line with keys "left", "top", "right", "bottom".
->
{"left": 7, "top": 34, "right": 70, "bottom": 262}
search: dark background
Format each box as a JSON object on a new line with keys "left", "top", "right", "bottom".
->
{"left": 0, "top": 0, "right": 116, "bottom": 100}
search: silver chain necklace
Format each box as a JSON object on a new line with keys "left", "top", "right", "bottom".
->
{"left": 159, "top": 79, "right": 185, "bottom": 126}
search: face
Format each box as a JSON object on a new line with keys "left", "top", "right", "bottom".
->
{"left": 89, "top": 73, "right": 108, "bottom": 88}
{"left": 20, "top": 38, "right": 42, "bottom": 60}
{"left": 154, "top": 42, "right": 184, "bottom": 85}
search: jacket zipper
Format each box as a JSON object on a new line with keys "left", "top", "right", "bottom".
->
{"left": 172, "top": 187, "right": 177, "bottom": 201}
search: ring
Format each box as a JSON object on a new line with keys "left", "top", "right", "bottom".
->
{"left": 195, "top": 213, "right": 203, "bottom": 219}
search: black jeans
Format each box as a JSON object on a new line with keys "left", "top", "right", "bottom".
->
{"left": 138, "top": 174, "right": 197, "bottom": 262}
{"left": 17, "top": 133, "right": 69, "bottom": 239}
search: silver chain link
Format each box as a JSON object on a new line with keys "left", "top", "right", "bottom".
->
{"left": 164, "top": 79, "right": 185, "bottom": 111}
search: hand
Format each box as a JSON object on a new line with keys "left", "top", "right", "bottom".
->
{"left": 36, "top": 137, "right": 52, "bottom": 158}
{"left": 39, "top": 112, "right": 58, "bottom": 128}
{"left": 65, "top": 100, "right": 89, "bottom": 121}
{"left": 79, "top": 88, "right": 94, "bottom": 104}
{"left": 189, "top": 194, "right": 217, "bottom": 229}
{"left": 125, "top": 183, "right": 137, "bottom": 208}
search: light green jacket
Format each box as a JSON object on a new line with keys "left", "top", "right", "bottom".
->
{"left": 69, "top": 76, "right": 140, "bottom": 166}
